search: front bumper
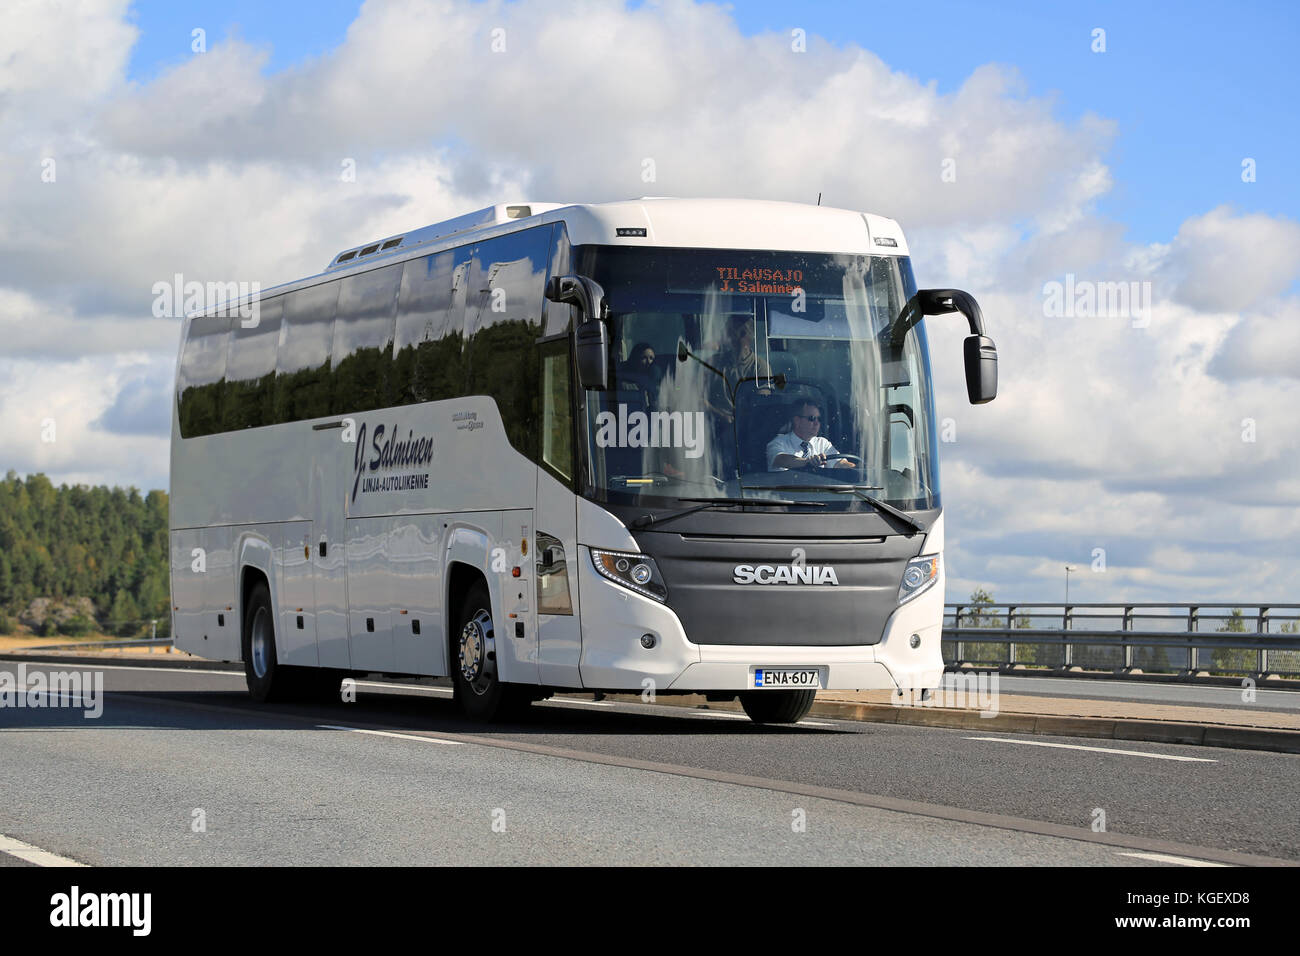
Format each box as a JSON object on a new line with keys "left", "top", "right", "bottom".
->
{"left": 577, "top": 545, "right": 945, "bottom": 692}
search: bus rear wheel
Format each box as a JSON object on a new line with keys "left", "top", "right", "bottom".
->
{"left": 452, "top": 581, "right": 529, "bottom": 721}
{"left": 242, "top": 580, "right": 338, "bottom": 703}
{"left": 242, "top": 580, "right": 292, "bottom": 702}
{"left": 738, "top": 689, "right": 816, "bottom": 724}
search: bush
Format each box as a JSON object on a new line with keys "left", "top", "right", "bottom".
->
{"left": 57, "top": 615, "right": 96, "bottom": 638}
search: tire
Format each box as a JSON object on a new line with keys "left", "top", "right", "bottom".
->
{"left": 242, "top": 580, "right": 291, "bottom": 702}
{"left": 738, "top": 689, "right": 816, "bottom": 724}
{"left": 451, "top": 581, "right": 529, "bottom": 721}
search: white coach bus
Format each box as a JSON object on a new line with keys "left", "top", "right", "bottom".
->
{"left": 170, "top": 198, "right": 997, "bottom": 723}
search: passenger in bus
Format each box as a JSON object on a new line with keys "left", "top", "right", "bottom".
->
{"left": 767, "top": 399, "right": 853, "bottom": 470}
{"left": 618, "top": 341, "right": 662, "bottom": 409}
{"left": 707, "top": 315, "right": 772, "bottom": 422}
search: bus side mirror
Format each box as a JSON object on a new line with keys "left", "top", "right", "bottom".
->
{"left": 963, "top": 335, "right": 998, "bottom": 405}
{"left": 905, "top": 289, "right": 998, "bottom": 405}
{"left": 575, "top": 319, "right": 610, "bottom": 391}
{"left": 546, "top": 274, "right": 610, "bottom": 390}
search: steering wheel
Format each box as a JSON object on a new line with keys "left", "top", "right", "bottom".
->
{"left": 812, "top": 453, "right": 863, "bottom": 468}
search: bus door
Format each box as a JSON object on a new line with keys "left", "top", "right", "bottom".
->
{"left": 534, "top": 339, "right": 582, "bottom": 685}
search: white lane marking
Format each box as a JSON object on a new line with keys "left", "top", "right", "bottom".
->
{"left": 0, "top": 833, "right": 88, "bottom": 867}
{"left": 1118, "top": 851, "right": 1229, "bottom": 867}
{"left": 800, "top": 720, "right": 834, "bottom": 727}
{"left": 550, "top": 698, "right": 615, "bottom": 707}
{"left": 316, "top": 724, "right": 463, "bottom": 746}
{"left": 691, "top": 710, "right": 750, "bottom": 720}
{"left": 352, "top": 680, "right": 451, "bottom": 695}
{"left": 965, "top": 736, "right": 1217, "bottom": 763}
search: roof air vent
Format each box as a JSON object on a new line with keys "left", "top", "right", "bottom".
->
{"left": 336, "top": 251, "right": 357, "bottom": 263}
{"left": 381, "top": 238, "right": 402, "bottom": 250}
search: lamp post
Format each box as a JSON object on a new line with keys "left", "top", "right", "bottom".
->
{"left": 1064, "top": 565, "right": 1077, "bottom": 606}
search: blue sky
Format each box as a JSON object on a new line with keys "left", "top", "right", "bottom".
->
{"left": 125, "top": 0, "right": 1300, "bottom": 245}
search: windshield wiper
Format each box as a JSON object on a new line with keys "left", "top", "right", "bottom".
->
{"left": 630, "top": 496, "right": 817, "bottom": 530}
{"left": 761, "top": 485, "right": 925, "bottom": 534}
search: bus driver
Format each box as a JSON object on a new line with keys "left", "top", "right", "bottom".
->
{"left": 767, "top": 399, "right": 853, "bottom": 471}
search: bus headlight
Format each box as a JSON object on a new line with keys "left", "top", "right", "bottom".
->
{"left": 590, "top": 549, "right": 668, "bottom": 602}
{"left": 898, "top": 554, "right": 939, "bottom": 604}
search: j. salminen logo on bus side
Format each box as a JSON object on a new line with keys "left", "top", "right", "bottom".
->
{"left": 594, "top": 404, "right": 706, "bottom": 459}
{"left": 0, "top": 664, "right": 103, "bottom": 718}
{"left": 351, "top": 421, "right": 436, "bottom": 502}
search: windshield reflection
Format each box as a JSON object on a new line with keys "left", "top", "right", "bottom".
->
{"left": 577, "top": 246, "right": 940, "bottom": 512}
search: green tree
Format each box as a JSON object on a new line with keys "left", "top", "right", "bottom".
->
{"left": 964, "top": 587, "right": 998, "bottom": 628}
{"left": 1212, "top": 608, "right": 1254, "bottom": 674}
{"left": 108, "top": 588, "right": 141, "bottom": 637}
{"left": 0, "top": 472, "right": 173, "bottom": 639}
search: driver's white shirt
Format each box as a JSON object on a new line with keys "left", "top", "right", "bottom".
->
{"left": 766, "top": 431, "right": 839, "bottom": 471}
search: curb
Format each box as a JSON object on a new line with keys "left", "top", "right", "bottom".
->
{"left": 949, "top": 665, "right": 1300, "bottom": 692}
{"left": 809, "top": 700, "right": 1300, "bottom": 754}
{"left": 606, "top": 693, "right": 1300, "bottom": 756}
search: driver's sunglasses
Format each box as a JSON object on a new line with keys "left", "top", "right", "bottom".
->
{"left": 797, "top": 414, "right": 821, "bottom": 423}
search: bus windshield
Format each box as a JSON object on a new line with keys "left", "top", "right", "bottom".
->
{"left": 575, "top": 246, "right": 941, "bottom": 513}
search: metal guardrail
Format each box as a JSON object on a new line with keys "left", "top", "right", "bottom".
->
{"left": 943, "top": 603, "right": 1300, "bottom": 677}
{"left": 17, "top": 638, "right": 175, "bottom": 652}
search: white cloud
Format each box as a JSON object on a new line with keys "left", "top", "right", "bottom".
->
{"left": 0, "top": 0, "right": 1296, "bottom": 605}
{"left": 1208, "top": 299, "right": 1300, "bottom": 382}
{"left": 1157, "top": 205, "right": 1300, "bottom": 312}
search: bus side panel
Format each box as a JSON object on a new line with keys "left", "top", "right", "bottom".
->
{"left": 445, "top": 513, "right": 539, "bottom": 685}
{"left": 234, "top": 528, "right": 277, "bottom": 665}
{"left": 170, "top": 529, "right": 204, "bottom": 657}
{"left": 201, "top": 525, "right": 239, "bottom": 662}
{"left": 278, "top": 521, "right": 318, "bottom": 667}
{"left": 346, "top": 515, "right": 394, "bottom": 673}
{"left": 391, "top": 515, "right": 446, "bottom": 677}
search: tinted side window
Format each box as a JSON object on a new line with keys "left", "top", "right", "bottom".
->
{"left": 392, "top": 248, "right": 471, "bottom": 405}
{"left": 222, "top": 296, "right": 283, "bottom": 431}
{"left": 464, "top": 226, "right": 552, "bottom": 456}
{"left": 332, "top": 265, "right": 400, "bottom": 415}
{"left": 177, "top": 313, "right": 231, "bottom": 438}
{"left": 274, "top": 281, "right": 339, "bottom": 423}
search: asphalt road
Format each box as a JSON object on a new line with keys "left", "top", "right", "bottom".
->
{"left": 1, "top": 662, "right": 1295, "bottom": 866}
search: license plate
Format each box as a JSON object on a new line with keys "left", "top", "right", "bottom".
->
{"left": 752, "top": 668, "right": 821, "bottom": 689}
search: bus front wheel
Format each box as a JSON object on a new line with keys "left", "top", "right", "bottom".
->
{"left": 738, "top": 689, "right": 816, "bottom": 724}
{"left": 452, "top": 582, "right": 529, "bottom": 721}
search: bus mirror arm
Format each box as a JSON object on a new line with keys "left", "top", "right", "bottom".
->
{"left": 892, "top": 288, "right": 997, "bottom": 405}
{"left": 545, "top": 274, "right": 607, "bottom": 321}
{"left": 546, "top": 274, "right": 611, "bottom": 390}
